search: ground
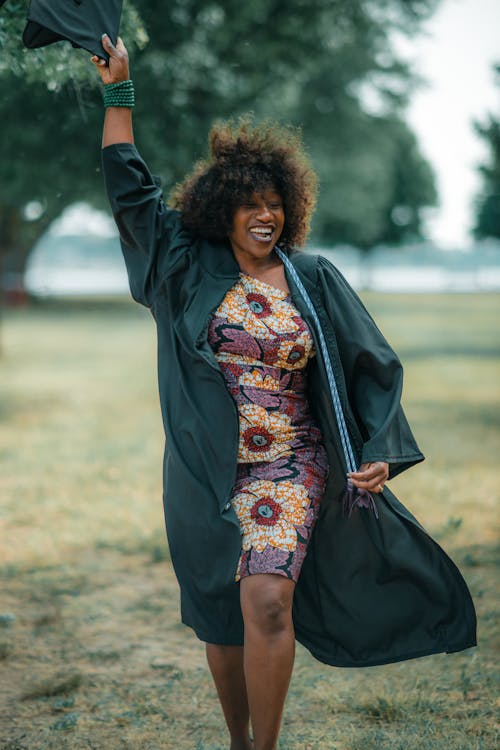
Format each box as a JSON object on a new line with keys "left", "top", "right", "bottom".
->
{"left": 0, "top": 293, "right": 498, "bottom": 749}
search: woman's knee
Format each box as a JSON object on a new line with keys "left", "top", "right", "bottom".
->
{"left": 240, "top": 575, "right": 294, "bottom": 636}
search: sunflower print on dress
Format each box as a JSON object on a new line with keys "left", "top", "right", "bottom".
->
{"left": 208, "top": 273, "right": 329, "bottom": 582}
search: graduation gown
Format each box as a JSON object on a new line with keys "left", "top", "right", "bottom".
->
{"left": 102, "top": 142, "right": 477, "bottom": 667}
{"left": 21, "top": 0, "right": 122, "bottom": 60}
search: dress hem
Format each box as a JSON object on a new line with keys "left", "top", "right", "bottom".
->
{"left": 183, "top": 617, "right": 477, "bottom": 667}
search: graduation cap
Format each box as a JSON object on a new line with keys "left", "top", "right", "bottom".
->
{"left": 21, "top": 0, "right": 122, "bottom": 61}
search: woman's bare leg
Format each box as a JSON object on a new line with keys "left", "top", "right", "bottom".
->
{"left": 206, "top": 643, "right": 253, "bottom": 750}
{"left": 240, "top": 574, "right": 295, "bottom": 750}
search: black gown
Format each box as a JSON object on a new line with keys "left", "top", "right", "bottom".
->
{"left": 102, "top": 142, "right": 477, "bottom": 667}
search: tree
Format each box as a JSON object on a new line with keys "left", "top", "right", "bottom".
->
{"left": 130, "top": 1, "right": 439, "bottom": 246}
{"left": 0, "top": 0, "right": 440, "bottom": 282}
{"left": 0, "top": 1, "right": 146, "bottom": 275}
{"left": 287, "top": 97, "right": 437, "bottom": 248}
{"left": 474, "top": 64, "right": 500, "bottom": 241}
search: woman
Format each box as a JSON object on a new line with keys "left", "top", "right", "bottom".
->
{"left": 93, "top": 36, "right": 476, "bottom": 750}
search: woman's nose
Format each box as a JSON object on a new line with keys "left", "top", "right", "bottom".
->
{"left": 256, "top": 203, "right": 273, "bottom": 221}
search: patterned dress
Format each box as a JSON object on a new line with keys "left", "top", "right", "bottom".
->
{"left": 208, "top": 273, "right": 329, "bottom": 582}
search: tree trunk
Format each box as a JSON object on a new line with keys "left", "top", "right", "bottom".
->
{"left": 0, "top": 205, "right": 53, "bottom": 356}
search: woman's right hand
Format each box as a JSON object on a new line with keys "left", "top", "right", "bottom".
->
{"left": 91, "top": 35, "right": 130, "bottom": 84}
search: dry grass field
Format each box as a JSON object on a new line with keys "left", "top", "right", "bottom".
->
{"left": 0, "top": 292, "right": 499, "bottom": 749}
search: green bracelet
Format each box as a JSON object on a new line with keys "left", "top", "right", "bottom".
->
{"left": 103, "top": 79, "right": 135, "bottom": 108}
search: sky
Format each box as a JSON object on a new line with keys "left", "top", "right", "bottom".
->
{"left": 399, "top": 0, "right": 499, "bottom": 248}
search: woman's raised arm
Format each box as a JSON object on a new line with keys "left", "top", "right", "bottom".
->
{"left": 94, "top": 37, "right": 189, "bottom": 308}
{"left": 92, "top": 34, "right": 133, "bottom": 147}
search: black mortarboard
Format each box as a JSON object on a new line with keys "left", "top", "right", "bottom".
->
{"left": 21, "top": 0, "right": 122, "bottom": 60}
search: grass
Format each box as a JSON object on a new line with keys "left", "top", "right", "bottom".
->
{"left": 0, "top": 293, "right": 499, "bottom": 749}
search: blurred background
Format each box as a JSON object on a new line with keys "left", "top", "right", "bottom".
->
{"left": 0, "top": 0, "right": 499, "bottom": 299}
{"left": 0, "top": 2, "right": 499, "bottom": 749}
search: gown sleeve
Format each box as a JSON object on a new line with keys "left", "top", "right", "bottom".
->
{"left": 102, "top": 143, "right": 190, "bottom": 307}
{"left": 316, "top": 255, "right": 424, "bottom": 479}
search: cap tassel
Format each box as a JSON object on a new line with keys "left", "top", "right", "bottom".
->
{"left": 341, "top": 478, "right": 379, "bottom": 519}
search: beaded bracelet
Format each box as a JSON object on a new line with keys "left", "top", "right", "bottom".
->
{"left": 103, "top": 79, "right": 135, "bottom": 108}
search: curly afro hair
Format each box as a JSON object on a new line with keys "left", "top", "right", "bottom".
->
{"left": 169, "top": 116, "right": 318, "bottom": 251}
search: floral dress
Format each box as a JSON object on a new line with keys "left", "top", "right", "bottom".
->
{"left": 208, "top": 273, "right": 329, "bottom": 582}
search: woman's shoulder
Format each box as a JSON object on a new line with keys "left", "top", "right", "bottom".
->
{"left": 289, "top": 249, "right": 345, "bottom": 287}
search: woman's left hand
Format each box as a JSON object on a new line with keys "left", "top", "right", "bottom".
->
{"left": 349, "top": 461, "right": 389, "bottom": 493}
{"left": 91, "top": 35, "right": 130, "bottom": 84}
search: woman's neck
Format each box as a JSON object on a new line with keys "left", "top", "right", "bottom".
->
{"left": 237, "top": 255, "right": 290, "bottom": 294}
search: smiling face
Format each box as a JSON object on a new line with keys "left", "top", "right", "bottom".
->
{"left": 228, "top": 188, "right": 285, "bottom": 269}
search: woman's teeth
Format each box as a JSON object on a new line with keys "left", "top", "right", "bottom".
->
{"left": 250, "top": 227, "right": 273, "bottom": 241}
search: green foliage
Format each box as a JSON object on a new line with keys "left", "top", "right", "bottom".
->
{"left": 0, "top": 1, "right": 147, "bottom": 270}
{"left": 0, "top": 0, "right": 439, "bottom": 272}
{"left": 0, "top": 0, "right": 147, "bottom": 83}
{"left": 0, "top": 73, "right": 103, "bottom": 270}
{"left": 304, "top": 109, "right": 437, "bottom": 247}
{"left": 474, "top": 64, "right": 500, "bottom": 240}
{"left": 129, "top": 0, "right": 439, "bottom": 247}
